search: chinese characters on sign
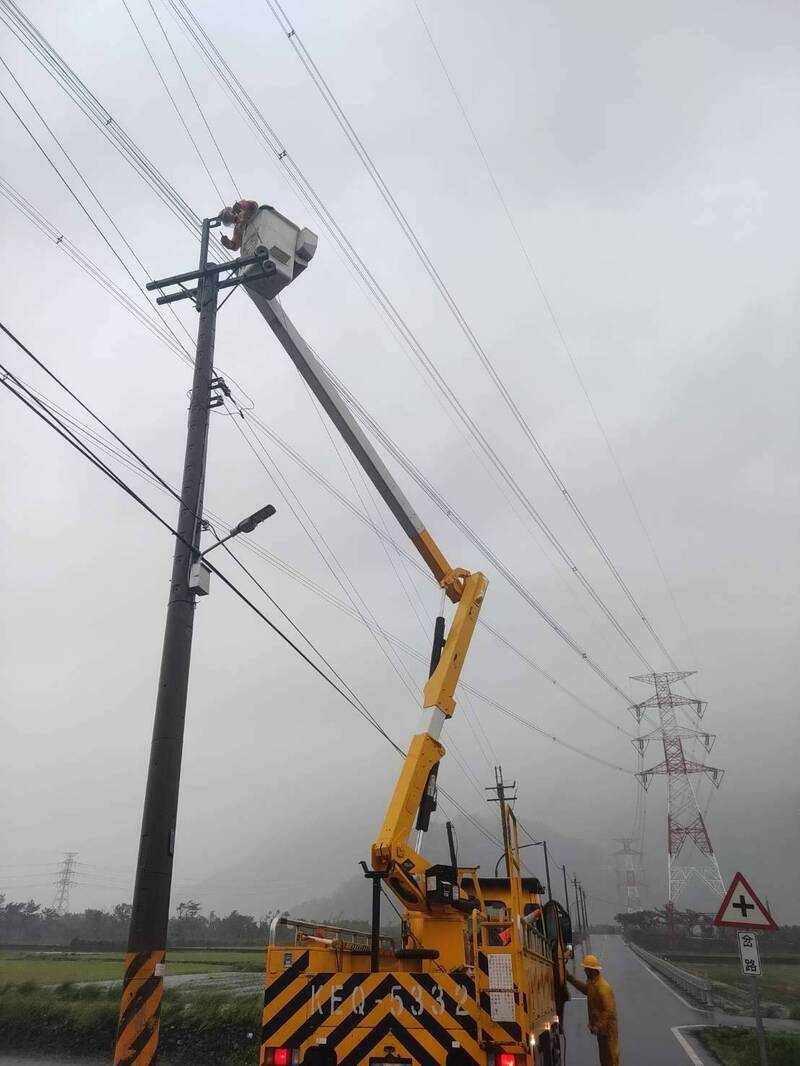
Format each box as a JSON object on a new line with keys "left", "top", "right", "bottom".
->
{"left": 738, "top": 931, "right": 762, "bottom": 977}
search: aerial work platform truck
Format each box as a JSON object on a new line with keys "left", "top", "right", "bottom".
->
{"left": 233, "top": 205, "right": 573, "bottom": 1066}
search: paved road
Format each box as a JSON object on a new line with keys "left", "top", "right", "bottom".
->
{"left": 562, "top": 934, "right": 709, "bottom": 1065}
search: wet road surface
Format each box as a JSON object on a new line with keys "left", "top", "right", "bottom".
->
{"left": 562, "top": 933, "right": 709, "bottom": 1064}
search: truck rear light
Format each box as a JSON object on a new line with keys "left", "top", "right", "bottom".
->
{"left": 271, "top": 1049, "right": 291, "bottom": 1066}
{"left": 498, "top": 1055, "right": 518, "bottom": 1066}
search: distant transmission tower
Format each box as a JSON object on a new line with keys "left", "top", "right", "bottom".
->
{"left": 52, "top": 852, "right": 78, "bottom": 915}
{"left": 631, "top": 672, "right": 725, "bottom": 906}
{"left": 613, "top": 837, "right": 643, "bottom": 913}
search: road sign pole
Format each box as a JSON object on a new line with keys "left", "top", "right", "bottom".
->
{"left": 751, "top": 977, "right": 768, "bottom": 1066}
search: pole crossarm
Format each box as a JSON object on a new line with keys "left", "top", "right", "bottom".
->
{"left": 148, "top": 250, "right": 276, "bottom": 306}
{"left": 632, "top": 727, "right": 716, "bottom": 754}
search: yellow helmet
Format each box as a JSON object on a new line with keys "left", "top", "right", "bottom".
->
{"left": 582, "top": 953, "right": 601, "bottom": 970}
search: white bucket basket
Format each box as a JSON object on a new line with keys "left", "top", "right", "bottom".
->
{"left": 239, "top": 206, "right": 317, "bottom": 300}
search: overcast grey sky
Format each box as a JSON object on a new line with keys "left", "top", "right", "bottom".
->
{"left": 1, "top": 0, "right": 798, "bottom": 923}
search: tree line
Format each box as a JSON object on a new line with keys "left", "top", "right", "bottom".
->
{"left": 615, "top": 906, "right": 800, "bottom": 953}
{"left": 0, "top": 894, "right": 278, "bottom": 947}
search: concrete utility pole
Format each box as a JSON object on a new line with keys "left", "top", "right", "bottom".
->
{"left": 487, "top": 766, "right": 517, "bottom": 877}
{"left": 113, "top": 220, "right": 276, "bottom": 1066}
{"left": 571, "top": 876, "right": 581, "bottom": 934}
{"left": 541, "top": 839, "right": 552, "bottom": 901}
{"left": 561, "top": 865, "right": 571, "bottom": 928}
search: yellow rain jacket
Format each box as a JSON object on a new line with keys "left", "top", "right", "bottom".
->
{"left": 567, "top": 970, "right": 620, "bottom": 1066}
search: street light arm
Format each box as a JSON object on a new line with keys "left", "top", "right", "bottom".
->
{"left": 199, "top": 504, "right": 276, "bottom": 558}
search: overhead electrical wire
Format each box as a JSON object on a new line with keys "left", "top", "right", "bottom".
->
{"left": 1, "top": 325, "right": 633, "bottom": 780}
{"left": 0, "top": 355, "right": 398, "bottom": 754}
{"left": 143, "top": 0, "right": 240, "bottom": 199}
{"left": 0, "top": 162, "right": 641, "bottom": 745}
{"left": 223, "top": 398, "right": 487, "bottom": 802}
{"left": 0, "top": 335, "right": 503, "bottom": 846}
{"left": 3, "top": 4, "right": 682, "bottom": 788}
{"left": 153, "top": 1, "right": 666, "bottom": 691}
{"left": 261, "top": 0, "right": 671, "bottom": 676}
{"left": 0, "top": 180, "right": 635, "bottom": 755}
{"left": 0, "top": 58, "right": 193, "bottom": 362}
{"left": 0, "top": 6, "right": 657, "bottom": 865}
{"left": 0, "top": 0, "right": 204, "bottom": 241}
{"left": 2, "top": 0, "right": 652, "bottom": 715}
{"left": 0, "top": 177, "right": 189, "bottom": 363}
{"left": 411, "top": 0, "right": 698, "bottom": 680}
{"left": 120, "top": 0, "right": 228, "bottom": 203}
{"left": 3, "top": 2, "right": 707, "bottom": 766}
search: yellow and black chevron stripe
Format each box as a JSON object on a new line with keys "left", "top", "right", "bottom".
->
{"left": 113, "top": 950, "right": 165, "bottom": 1066}
{"left": 261, "top": 952, "right": 525, "bottom": 1066}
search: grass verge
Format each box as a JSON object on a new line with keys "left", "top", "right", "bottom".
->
{"left": 0, "top": 948, "right": 263, "bottom": 984}
{"left": 0, "top": 982, "right": 261, "bottom": 1063}
{"left": 680, "top": 960, "right": 800, "bottom": 1016}
{"left": 698, "top": 1026, "right": 800, "bottom": 1066}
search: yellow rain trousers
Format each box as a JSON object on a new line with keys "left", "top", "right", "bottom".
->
{"left": 568, "top": 972, "right": 620, "bottom": 1066}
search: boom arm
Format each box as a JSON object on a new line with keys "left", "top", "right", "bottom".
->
{"left": 245, "top": 289, "right": 462, "bottom": 601}
{"left": 247, "top": 287, "right": 488, "bottom": 908}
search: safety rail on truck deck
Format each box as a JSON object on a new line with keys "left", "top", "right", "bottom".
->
{"left": 268, "top": 914, "right": 394, "bottom": 951}
{"left": 627, "top": 940, "right": 713, "bottom": 1007}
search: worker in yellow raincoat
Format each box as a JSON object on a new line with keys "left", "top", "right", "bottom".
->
{"left": 566, "top": 953, "right": 620, "bottom": 1066}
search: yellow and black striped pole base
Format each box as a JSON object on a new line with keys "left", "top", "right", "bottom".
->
{"left": 113, "top": 950, "right": 165, "bottom": 1065}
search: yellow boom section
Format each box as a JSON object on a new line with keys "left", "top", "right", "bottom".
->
{"left": 371, "top": 569, "right": 488, "bottom": 907}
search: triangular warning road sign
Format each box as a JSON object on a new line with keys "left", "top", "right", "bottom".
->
{"left": 713, "top": 871, "right": 778, "bottom": 930}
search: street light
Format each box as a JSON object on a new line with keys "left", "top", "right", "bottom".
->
{"left": 203, "top": 503, "right": 277, "bottom": 554}
{"left": 189, "top": 503, "right": 276, "bottom": 595}
{"left": 495, "top": 841, "right": 541, "bottom": 876}
{"left": 494, "top": 839, "right": 552, "bottom": 902}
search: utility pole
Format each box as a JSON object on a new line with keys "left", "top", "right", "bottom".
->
{"left": 580, "top": 884, "right": 590, "bottom": 933}
{"left": 572, "top": 876, "right": 583, "bottom": 937}
{"left": 561, "top": 865, "right": 571, "bottom": 928}
{"left": 113, "top": 219, "right": 275, "bottom": 1066}
{"left": 542, "top": 839, "right": 552, "bottom": 901}
{"left": 487, "top": 766, "right": 516, "bottom": 876}
{"left": 52, "top": 852, "right": 78, "bottom": 915}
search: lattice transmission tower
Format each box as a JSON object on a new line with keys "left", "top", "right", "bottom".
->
{"left": 52, "top": 852, "right": 78, "bottom": 915}
{"left": 613, "top": 837, "right": 644, "bottom": 913}
{"left": 631, "top": 672, "right": 725, "bottom": 905}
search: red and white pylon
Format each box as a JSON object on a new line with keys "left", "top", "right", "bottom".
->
{"left": 631, "top": 671, "right": 725, "bottom": 904}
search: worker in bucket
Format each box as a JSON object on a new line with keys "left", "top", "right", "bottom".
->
{"left": 566, "top": 952, "right": 620, "bottom": 1066}
{"left": 219, "top": 198, "right": 259, "bottom": 250}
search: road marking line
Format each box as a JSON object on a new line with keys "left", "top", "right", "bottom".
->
{"left": 628, "top": 946, "right": 711, "bottom": 1013}
{"left": 672, "top": 1026, "right": 705, "bottom": 1065}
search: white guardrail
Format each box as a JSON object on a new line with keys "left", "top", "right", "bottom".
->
{"left": 628, "top": 941, "right": 714, "bottom": 1008}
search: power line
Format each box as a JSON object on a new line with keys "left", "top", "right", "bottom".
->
{"left": 144, "top": 0, "right": 240, "bottom": 199}
{"left": 5, "top": 0, "right": 655, "bottom": 711}
{"left": 120, "top": 0, "right": 227, "bottom": 203}
{"left": 5, "top": 335, "right": 628, "bottom": 780}
{"left": 411, "top": 0, "right": 697, "bottom": 677}
{"left": 0, "top": 358, "right": 395, "bottom": 751}
{"left": 0, "top": 177, "right": 190, "bottom": 362}
{"left": 0, "top": 169, "right": 642, "bottom": 749}
{"left": 161, "top": 2, "right": 661, "bottom": 678}
{"left": 1, "top": 2, "right": 665, "bottom": 758}
{"left": 0, "top": 335, "right": 499, "bottom": 840}
{"left": 0, "top": 50, "right": 194, "bottom": 359}
{"left": 223, "top": 401, "right": 487, "bottom": 802}
{"left": 262, "top": 0, "right": 676, "bottom": 678}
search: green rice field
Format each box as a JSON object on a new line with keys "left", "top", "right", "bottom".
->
{"left": 0, "top": 948, "right": 263, "bottom": 985}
